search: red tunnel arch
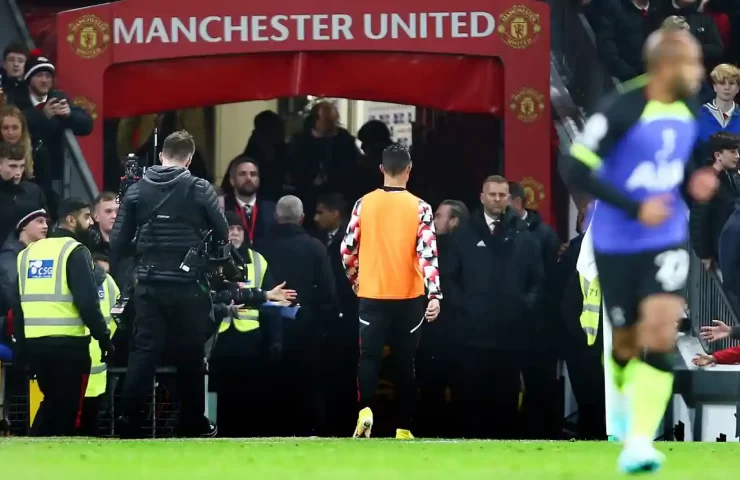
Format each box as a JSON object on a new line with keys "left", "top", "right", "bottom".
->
{"left": 56, "top": 0, "right": 552, "bottom": 219}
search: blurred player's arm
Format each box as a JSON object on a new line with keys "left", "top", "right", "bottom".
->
{"left": 416, "top": 200, "right": 442, "bottom": 301}
{"left": 562, "top": 101, "right": 642, "bottom": 218}
{"left": 341, "top": 198, "right": 362, "bottom": 292}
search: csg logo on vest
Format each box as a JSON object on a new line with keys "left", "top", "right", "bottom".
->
{"left": 27, "top": 260, "right": 54, "bottom": 279}
{"left": 98, "top": 285, "right": 105, "bottom": 300}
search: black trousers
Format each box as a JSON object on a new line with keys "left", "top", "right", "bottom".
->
{"left": 120, "top": 283, "right": 211, "bottom": 436}
{"left": 520, "top": 352, "right": 561, "bottom": 440}
{"left": 79, "top": 395, "right": 103, "bottom": 437}
{"left": 28, "top": 338, "right": 91, "bottom": 436}
{"left": 357, "top": 297, "right": 425, "bottom": 431}
{"left": 565, "top": 342, "right": 607, "bottom": 440}
{"left": 211, "top": 362, "right": 266, "bottom": 438}
{"left": 416, "top": 344, "right": 459, "bottom": 438}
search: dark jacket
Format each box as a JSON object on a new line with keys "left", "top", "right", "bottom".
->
{"left": 522, "top": 209, "right": 561, "bottom": 277}
{"left": 691, "top": 168, "right": 739, "bottom": 261}
{"left": 222, "top": 194, "right": 276, "bottom": 251}
{"left": 110, "top": 165, "right": 228, "bottom": 284}
{"left": 419, "top": 231, "right": 457, "bottom": 351}
{"left": 447, "top": 208, "right": 545, "bottom": 350}
{"left": 719, "top": 204, "right": 740, "bottom": 313}
{"left": 259, "top": 222, "right": 339, "bottom": 347}
{"left": 0, "top": 69, "right": 25, "bottom": 104}
{"left": 13, "top": 88, "right": 93, "bottom": 190}
{"left": 13, "top": 228, "right": 109, "bottom": 351}
{"left": 0, "top": 177, "right": 46, "bottom": 247}
{"left": 597, "top": 0, "right": 663, "bottom": 82}
{"left": 661, "top": 2, "right": 724, "bottom": 71}
{"left": 0, "top": 234, "right": 25, "bottom": 324}
{"left": 318, "top": 224, "right": 358, "bottom": 346}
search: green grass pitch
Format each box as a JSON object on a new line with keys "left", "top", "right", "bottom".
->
{"left": 1, "top": 438, "right": 738, "bottom": 479}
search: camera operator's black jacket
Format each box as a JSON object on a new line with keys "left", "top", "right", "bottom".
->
{"left": 110, "top": 165, "right": 228, "bottom": 284}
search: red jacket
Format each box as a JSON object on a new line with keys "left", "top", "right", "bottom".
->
{"left": 712, "top": 345, "right": 740, "bottom": 364}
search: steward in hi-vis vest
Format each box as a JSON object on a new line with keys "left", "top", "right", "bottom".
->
{"left": 86, "top": 273, "right": 120, "bottom": 398}
{"left": 17, "top": 200, "right": 113, "bottom": 436}
{"left": 210, "top": 248, "right": 281, "bottom": 438}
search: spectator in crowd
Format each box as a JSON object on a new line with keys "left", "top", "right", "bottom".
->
{"left": 446, "top": 175, "right": 544, "bottom": 439}
{"left": 289, "top": 101, "right": 361, "bottom": 221}
{"left": 416, "top": 199, "right": 469, "bottom": 438}
{"left": 221, "top": 156, "right": 276, "bottom": 250}
{"left": 90, "top": 191, "right": 119, "bottom": 257}
{"left": 0, "top": 43, "right": 28, "bottom": 102}
{"left": 243, "top": 110, "right": 290, "bottom": 202}
{"left": 0, "top": 205, "right": 48, "bottom": 344}
{"left": 312, "top": 192, "right": 357, "bottom": 436}
{"left": 597, "top": 0, "right": 663, "bottom": 82}
{"left": 0, "top": 142, "right": 45, "bottom": 245}
{"left": 662, "top": 1, "right": 724, "bottom": 73}
{"left": 691, "top": 132, "right": 740, "bottom": 269}
{"left": 0, "top": 105, "right": 34, "bottom": 179}
{"left": 13, "top": 53, "right": 93, "bottom": 207}
{"left": 260, "top": 195, "right": 338, "bottom": 436}
{"left": 698, "top": 63, "right": 740, "bottom": 142}
{"left": 136, "top": 112, "right": 211, "bottom": 182}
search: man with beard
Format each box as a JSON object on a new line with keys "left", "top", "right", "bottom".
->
{"left": 221, "top": 156, "right": 276, "bottom": 250}
{"left": 15, "top": 197, "right": 113, "bottom": 436}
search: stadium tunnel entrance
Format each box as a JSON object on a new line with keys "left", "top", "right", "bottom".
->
{"left": 56, "top": 0, "right": 554, "bottom": 221}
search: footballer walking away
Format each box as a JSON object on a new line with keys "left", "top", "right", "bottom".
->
{"left": 341, "top": 144, "right": 441, "bottom": 440}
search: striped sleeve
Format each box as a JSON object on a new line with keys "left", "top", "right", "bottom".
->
{"left": 340, "top": 198, "right": 362, "bottom": 290}
{"left": 417, "top": 200, "right": 442, "bottom": 300}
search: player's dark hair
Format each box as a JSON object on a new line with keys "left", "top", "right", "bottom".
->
{"left": 381, "top": 144, "right": 412, "bottom": 176}
{"left": 57, "top": 197, "right": 89, "bottom": 222}
{"left": 439, "top": 199, "right": 470, "bottom": 224}
{"left": 709, "top": 132, "right": 740, "bottom": 157}
{"left": 508, "top": 182, "right": 526, "bottom": 202}
{"left": 316, "top": 192, "right": 347, "bottom": 215}
{"left": 3, "top": 42, "right": 28, "bottom": 61}
{"left": 161, "top": 130, "right": 196, "bottom": 162}
{"left": 0, "top": 142, "right": 26, "bottom": 161}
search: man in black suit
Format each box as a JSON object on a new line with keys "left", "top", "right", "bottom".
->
{"left": 313, "top": 192, "right": 358, "bottom": 436}
{"left": 260, "top": 195, "right": 339, "bottom": 436}
{"left": 221, "top": 156, "right": 276, "bottom": 251}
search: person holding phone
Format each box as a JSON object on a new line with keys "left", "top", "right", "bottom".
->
{"left": 14, "top": 53, "right": 93, "bottom": 203}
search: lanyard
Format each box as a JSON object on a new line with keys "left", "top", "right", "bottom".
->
{"left": 236, "top": 202, "right": 259, "bottom": 243}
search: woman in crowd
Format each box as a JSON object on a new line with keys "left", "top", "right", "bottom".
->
{"left": 0, "top": 105, "right": 34, "bottom": 179}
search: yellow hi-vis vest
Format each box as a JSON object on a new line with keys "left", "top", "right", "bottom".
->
{"left": 218, "top": 250, "right": 266, "bottom": 334}
{"left": 85, "top": 274, "right": 119, "bottom": 398}
{"left": 579, "top": 274, "right": 601, "bottom": 346}
{"left": 17, "top": 237, "right": 88, "bottom": 338}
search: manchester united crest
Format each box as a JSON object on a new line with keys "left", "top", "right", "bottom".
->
{"left": 497, "top": 5, "right": 542, "bottom": 49}
{"left": 67, "top": 14, "right": 110, "bottom": 59}
{"left": 510, "top": 87, "right": 545, "bottom": 123}
{"left": 72, "top": 97, "right": 97, "bottom": 120}
{"left": 520, "top": 176, "right": 546, "bottom": 209}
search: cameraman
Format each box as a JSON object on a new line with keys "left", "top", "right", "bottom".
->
{"left": 110, "top": 130, "right": 227, "bottom": 438}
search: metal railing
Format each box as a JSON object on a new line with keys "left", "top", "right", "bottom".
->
{"left": 687, "top": 250, "right": 740, "bottom": 354}
{"left": 549, "top": 0, "right": 620, "bottom": 116}
{"left": 8, "top": 0, "right": 98, "bottom": 203}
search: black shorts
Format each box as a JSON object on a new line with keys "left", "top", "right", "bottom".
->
{"left": 594, "top": 246, "right": 689, "bottom": 328}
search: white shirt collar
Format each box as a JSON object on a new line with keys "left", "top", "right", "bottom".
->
{"left": 521, "top": 211, "right": 528, "bottom": 221}
{"left": 31, "top": 94, "right": 48, "bottom": 107}
{"left": 484, "top": 212, "right": 498, "bottom": 227}
{"left": 632, "top": 0, "right": 650, "bottom": 10}
{"left": 237, "top": 196, "right": 256, "bottom": 209}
